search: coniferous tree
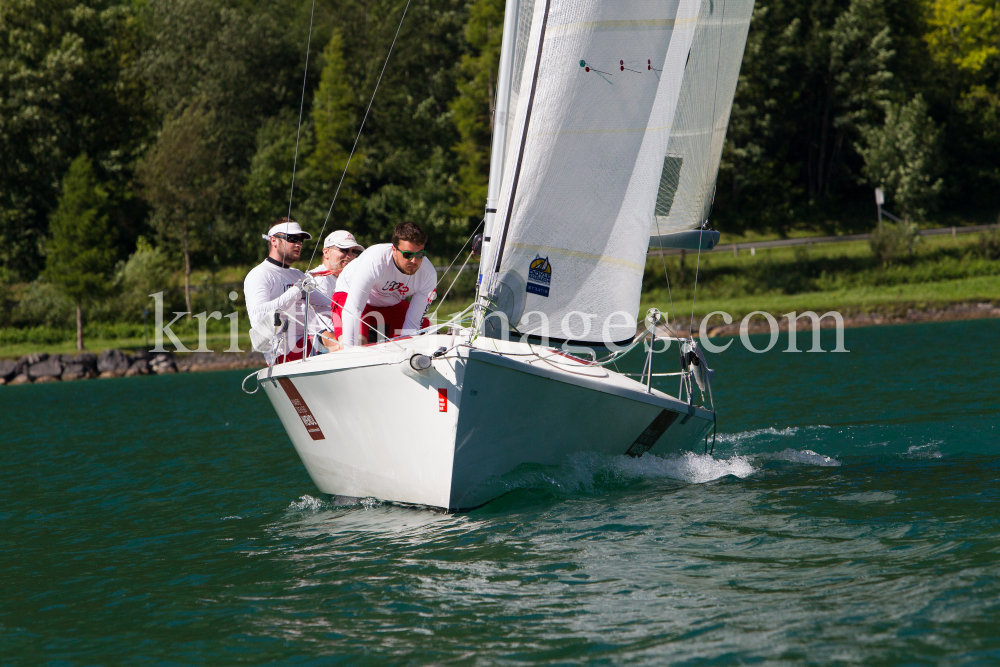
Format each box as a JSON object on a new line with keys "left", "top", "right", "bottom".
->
{"left": 43, "top": 155, "right": 117, "bottom": 350}
{"left": 138, "top": 105, "right": 222, "bottom": 316}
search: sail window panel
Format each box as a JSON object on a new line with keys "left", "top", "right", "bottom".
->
{"left": 654, "top": 155, "right": 684, "bottom": 218}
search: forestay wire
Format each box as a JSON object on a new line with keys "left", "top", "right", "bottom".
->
{"left": 689, "top": 0, "right": 728, "bottom": 337}
{"left": 306, "top": 0, "right": 414, "bottom": 272}
{"left": 286, "top": 0, "right": 318, "bottom": 223}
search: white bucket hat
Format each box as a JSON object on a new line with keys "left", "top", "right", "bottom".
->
{"left": 262, "top": 220, "right": 312, "bottom": 241}
{"left": 324, "top": 230, "right": 364, "bottom": 251}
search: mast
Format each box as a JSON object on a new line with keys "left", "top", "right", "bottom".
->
{"left": 478, "top": 0, "right": 520, "bottom": 292}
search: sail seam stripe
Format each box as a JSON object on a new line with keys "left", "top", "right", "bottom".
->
{"left": 509, "top": 243, "right": 646, "bottom": 272}
{"left": 547, "top": 17, "right": 698, "bottom": 35}
{"left": 490, "top": 0, "right": 553, "bottom": 278}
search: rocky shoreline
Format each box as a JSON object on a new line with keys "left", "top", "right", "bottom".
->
{"left": 0, "top": 349, "right": 265, "bottom": 386}
{"left": 3, "top": 302, "right": 997, "bottom": 386}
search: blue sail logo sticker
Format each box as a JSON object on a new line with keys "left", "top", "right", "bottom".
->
{"left": 526, "top": 255, "right": 551, "bottom": 297}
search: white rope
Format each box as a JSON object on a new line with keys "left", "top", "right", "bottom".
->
{"left": 307, "top": 0, "right": 414, "bottom": 272}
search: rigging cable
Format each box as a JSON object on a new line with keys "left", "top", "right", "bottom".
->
{"left": 652, "top": 214, "right": 679, "bottom": 337}
{"left": 689, "top": 0, "right": 728, "bottom": 338}
{"left": 306, "top": 0, "right": 414, "bottom": 272}
{"left": 286, "top": 0, "right": 318, "bottom": 225}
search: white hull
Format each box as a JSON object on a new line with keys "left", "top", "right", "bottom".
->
{"left": 259, "top": 334, "right": 714, "bottom": 511}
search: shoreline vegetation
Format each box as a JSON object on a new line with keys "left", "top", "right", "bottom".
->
{"left": 2, "top": 300, "right": 997, "bottom": 387}
{"left": 4, "top": 0, "right": 1000, "bottom": 382}
{"left": 2, "top": 226, "right": 998, "bottom": 376}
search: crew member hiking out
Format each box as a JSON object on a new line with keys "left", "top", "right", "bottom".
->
{"left": 244, "top": 218, "right": 341, "bottom": 363}
{"left": 333, "top": 221, "right": 436, "bottom": 345}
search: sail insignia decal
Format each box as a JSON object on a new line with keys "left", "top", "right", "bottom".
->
{"left": 526, "top": 255, "right": 552, "bottom": 297}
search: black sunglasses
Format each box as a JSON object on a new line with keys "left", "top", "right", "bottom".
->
{"left": 334, "top": 247, "right": 362, "bottom": 257}
{"left": 274, "top": 233, "right": 308, "bottom": 244}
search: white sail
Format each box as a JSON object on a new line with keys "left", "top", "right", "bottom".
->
{"left": 480, "top": 0, "right": 752, "bottom": 344}
{"left": 651, "top": 0, "right": 754, "bottom": 235}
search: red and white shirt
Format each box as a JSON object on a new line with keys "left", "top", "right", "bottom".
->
{"left": 335, "top": 243, "right": 436, "bottom": 345}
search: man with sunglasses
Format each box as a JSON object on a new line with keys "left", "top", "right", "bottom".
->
{"left": 306, "top": 230, "right": 364, "bottom": 299}
{"left": 245, "top": 217, "right": 341, "bottom": 363}
{"left": 332, "top": 221, "right": 436, "bottom": 345}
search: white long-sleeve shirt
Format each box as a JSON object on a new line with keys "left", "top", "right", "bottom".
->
{"left": 335, "top": 243, "right": 436, "bottom": 346}
{"left": 244, "top": 257, "right": 333, "bottom": 360}
{"left": 306, "top": 266, "right": 338, "bottom": 301}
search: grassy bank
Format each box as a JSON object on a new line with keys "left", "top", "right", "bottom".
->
{"left": 640, "top": 232, "right": 1000, "bottom": 319}
{"left": 2, "top": 230, "right": 997, "bottom": 358}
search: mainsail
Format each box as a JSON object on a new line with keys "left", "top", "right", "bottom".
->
{"left": 480, "top": 0, "right": 754, "bottom": 344}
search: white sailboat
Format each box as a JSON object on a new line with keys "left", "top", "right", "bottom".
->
{"left": 252, "top": 0, "right": 754, "bottom": 511}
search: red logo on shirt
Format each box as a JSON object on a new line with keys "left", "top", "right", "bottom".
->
{"left": 382, "top": 281, "right": 410, "bottom": 295}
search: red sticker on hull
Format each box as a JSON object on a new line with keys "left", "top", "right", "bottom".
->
{"left": 438, "top": 388, "right": 448, "bottom": 412}
{"left": 277, "top": 377, "right": 326, "bottom": 440}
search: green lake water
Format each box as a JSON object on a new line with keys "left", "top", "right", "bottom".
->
{"left": 2, "top": 318, "right": 998, "bottom": 665}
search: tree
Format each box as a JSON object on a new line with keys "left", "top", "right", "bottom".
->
{"left": 308, "top": 31, "right": 356, "bottom": 189}
{"left": 137, "top": 0, "right": 308, "bottom": 265}
{"left": 138, "top": 105, "right": 222, "bottom": 316}
{"left": 43, "top": 155, "right": 117, "bottom": 350}
{"left": 0, "top": 0, "right": 151, "bottom": 280}
{"left": 245, "top": 112, "right": 306, "bottom": 233}
{"left": 857, "top": 94, "right": 944, "bottom": 219}
{"left": 450, "top": 0, "right": 504, "bottom": 220}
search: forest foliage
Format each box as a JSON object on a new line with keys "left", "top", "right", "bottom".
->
{"left": 1, "top": 0, "right": 998, "bottom": 313}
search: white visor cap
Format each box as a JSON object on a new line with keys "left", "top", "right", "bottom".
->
{"left": 324, "top": 230, "right": 364, "bottom": 251}
{"left": 262, "top": 221, "right": 312, "bottom": 241}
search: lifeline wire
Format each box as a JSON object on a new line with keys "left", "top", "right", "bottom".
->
{"left": 307, "top": 0, "right": 414, "bottom": 272}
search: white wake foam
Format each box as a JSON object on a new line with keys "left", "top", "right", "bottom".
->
{"left": 716, "top": 426, "right": 802, "bottom": 446}
{"left": 764, "top": 448, "right": 841, "bottom": 467}
{"left": 288, "top": 494, "right": 326, "bottom": 511}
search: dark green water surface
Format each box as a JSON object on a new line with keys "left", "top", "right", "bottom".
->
{"left": 2, "top": 319, "right": 999, "bottom": 665}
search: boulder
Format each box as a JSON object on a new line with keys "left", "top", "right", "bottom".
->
{"left": 61, "top": 364, "right": 96, "bottom": 381}
{"left": 98, "top": 370, "right": 122, "bottom": 379}
{"left": 15, "top": 353, "right": 47, "bottom": 376}
{"left": 34, "top": 375, "right": 60, "bottom": 383}
{"left": 0, "top": 359, "right": 16, "bottom": 383}
{"left": 152, "top": 359, "right": 177, "bottom": 374}
{"left": 8, "top": 374, "right": 32, "bottom": 385}
{"left": 97, "top": 349, "right": 130, "bottom": 374}
{"left": 28, "top": 355, "right": 63, "bottom": 380}
{"left": 150, "top": 353, "right": 176, "bottom": 374}
{"left": 63, "top": 352, "right": 98, "bottom": 372}
{"left": 125, "top": 359, "right": 151, "bottom": 377}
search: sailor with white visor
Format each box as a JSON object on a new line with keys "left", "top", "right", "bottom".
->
{"left": 306, "top": 230, "right": 364, "bottom": 300}
{"left": 244, "top": 217, "right": 341, "bottom": 363}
